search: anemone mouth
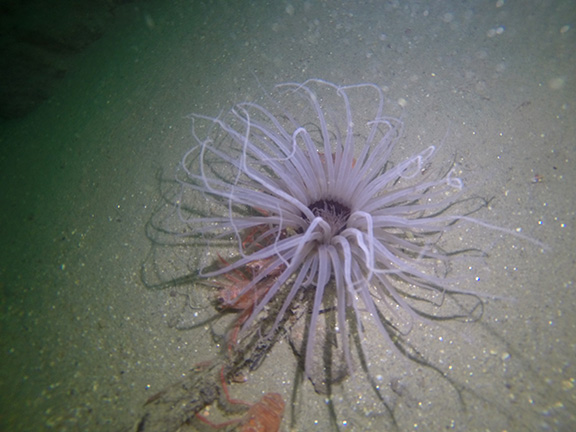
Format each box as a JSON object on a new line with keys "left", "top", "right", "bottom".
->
{"left": 306, "top": 198, "right": 352, "bottom": 237}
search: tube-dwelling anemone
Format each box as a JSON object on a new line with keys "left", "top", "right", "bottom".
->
{"left": 177, "top": 80, "right": 484, "bottom": 378}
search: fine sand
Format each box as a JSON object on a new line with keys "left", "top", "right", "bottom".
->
{"left": 1, "top": 1, "right": 574, "bottom": 431}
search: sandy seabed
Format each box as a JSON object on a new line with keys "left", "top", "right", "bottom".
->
{"left": 1, "top": 1, "right": 575, "bottom": 431}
